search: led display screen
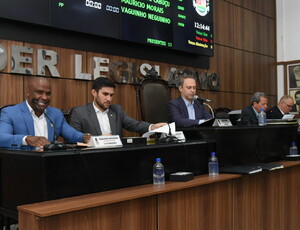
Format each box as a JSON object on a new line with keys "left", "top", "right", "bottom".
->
{"left": 0, "top": 0, "right": 214, "bottom": 56}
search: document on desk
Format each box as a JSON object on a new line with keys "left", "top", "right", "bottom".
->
{"left": 142, "top": 122, "right": 176, "bottom": 139}
{"left": 282, "top": 114, "right": 294, "bottom": 120}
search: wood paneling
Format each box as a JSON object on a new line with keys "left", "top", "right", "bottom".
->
{"left": 233, "top": 170, "right": 287, "bottom": 230}
{"left": 158, "top": 186, "right": 212, "bottom": 230}
{"left": 214, "top": 0, "right": 234, "bottom": 47}
{"left": 23, "top": 77, "right": 88, "bottom": 109}
{"left": 233, "top": 7, "right": 257, "bottom": 53}
{"left": 19, "top": 197, "right": 156, "bottom": 230}
{"left": 210, "top": 45, "right": 235, "bottom": 92}
{"left": 286, "top": 167, "right": 300, "bottom": 229}
{"left": 158, "top": 181, "right": 234, "bottom": 230}
{"left": 230, "top": 0, "right": 276, "bottom": 18}
{"left": 18, "top": 162, "right": 300, "bottom": 230}
{"left": 0, "top": 74, "right": 24, "bottom": 105}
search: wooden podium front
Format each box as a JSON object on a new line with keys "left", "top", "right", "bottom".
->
{"left": 18, "top": 161, "right": 300, "bottom": 230}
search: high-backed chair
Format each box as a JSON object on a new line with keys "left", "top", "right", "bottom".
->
{"left": 137, "top": 68, "right": 170, "bottom": 123}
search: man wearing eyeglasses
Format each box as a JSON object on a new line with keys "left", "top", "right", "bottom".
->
{"left": 266, "top": 95, "right": 295, "bottom": 119}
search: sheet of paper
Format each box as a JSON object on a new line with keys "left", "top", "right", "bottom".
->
{"left": 282, "top": 114, "right": 294, "bottom": 120}
{"left": 142, "top": 122, "right": 176, "bottom": 139}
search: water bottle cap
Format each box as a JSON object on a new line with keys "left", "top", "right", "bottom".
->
{"left": 292, "top": 142, "right": 296, "bottom": 145}
{"left": 260, "top": 108, "right": 264, "bottom": 111}
{"left": 211, "top": 152, "right": 216, "bottom": 156}
{"left": 156, "top": 158, "right": 161, "bottom": 162}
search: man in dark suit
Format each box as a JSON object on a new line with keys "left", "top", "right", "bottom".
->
{"left": 241, "top": 92, "right": 268, "bottom": 126}
{"left": 168, "top": 76, "right": 212, "bottom": 127}
{"left": 0, "top": 77, "right": 90, "bottom": 149}
{"left": 266, "top": 95, "right": 295, "bottom": 119}
{"left": 69, "top": 77, "right": 166, "bottom": 136}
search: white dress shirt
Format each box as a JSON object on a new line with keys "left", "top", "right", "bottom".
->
{"left": 93, "top": 102, "right": 112, "bottom": 135}
{"left": 22, "top": 100, "right": 48, "bottom": 145}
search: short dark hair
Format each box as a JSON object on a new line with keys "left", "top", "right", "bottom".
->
{"left": 92, "top": 77, "right": 115, "bottom": 92}
{"left": 178, "top": 75, "right": 196, "bottom": 87}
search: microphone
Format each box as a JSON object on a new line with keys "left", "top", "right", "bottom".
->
{"left": 193, "top": 95, "right": 212, "bottom": 103}
{"left": 158, "top": 123, "right": 180, "bottom": 144}
{"left": 33, "top": 99, "right": 67, "bottom": 150}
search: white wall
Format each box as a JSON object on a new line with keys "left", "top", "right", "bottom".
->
{"left": 276, "top": 0, "right": 300, "bottom": 99}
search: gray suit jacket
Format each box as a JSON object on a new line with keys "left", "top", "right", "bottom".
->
{"left": 69, "top": 103, "right": 150, "bottom": 137}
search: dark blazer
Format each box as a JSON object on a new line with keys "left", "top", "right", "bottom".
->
{"left": 241, "top": 105, "right": 258, "bottom": 126}
{"left": 266, "top": 106, "right": 283, "bottom": 119}
{"left": 69, "top": 103, "right": 151, "bottom": 137}
{"left": 0, "top": 101, "right": 84, "bottom": 148}
{"left": 168, "top": 97, "right": 213, "bottom": 127}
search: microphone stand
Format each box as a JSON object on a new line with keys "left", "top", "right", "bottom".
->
{"left": 203, "top": 102, "right": 215, "bottom": 118}
{"left": 158, "top": 123, "right": 179, "bottom": 144}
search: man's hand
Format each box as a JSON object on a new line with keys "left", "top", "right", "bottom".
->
{"left": 150, "top": 123, "right": 168, "bottom": 130}
{"left": 83, "top": 133, "right": 92, "bottom": 143}
{"left": 25, "top": 136, "right": 50, "bottom": 148}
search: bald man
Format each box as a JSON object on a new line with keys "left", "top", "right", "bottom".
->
{"left": 266, "top": 95, "right": 295, "bottom": 119}
{"left": 0, "top": 77, "right": 90, "bottom": 149}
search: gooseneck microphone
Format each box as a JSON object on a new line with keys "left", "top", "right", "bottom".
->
{"left": 193, "top": 95, "right": 212, "bottom": 103}
{"left": 33, "top": 99, "right": 67, "bottom": 150}
{"left": 158, "top": 123, "right": 179, "bottom": 144}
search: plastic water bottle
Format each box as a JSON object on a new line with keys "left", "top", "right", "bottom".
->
{"left": 258, "top": 108, "right": 266, "bottom": 126}
{"left": 289, "top": 142, "right": 298, "bottom": 155}
{"left": 153, "top": 158, "right": 165, "bottom": 185}
{"left": 208, "top": 152, "right": 219, "bottom": 176}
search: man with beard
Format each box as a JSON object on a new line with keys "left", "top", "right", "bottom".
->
{"left": 69, "top": 77, "right": 166, "bottom": 136}
{"left": 0, "top": 77, "right": 90, "bottom": 149}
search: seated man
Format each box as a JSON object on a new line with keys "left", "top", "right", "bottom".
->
{"left": 266, "top": 95, "right": 295, "bottom": 119}
{"left": 168, "top": 76, "right": 212, "bottom": 127}
{"left": 241, "top": 92, "right": 268, "bottom": 126}
{"left": 69, "top": 77, "right": 166, "bottom": 136}
{"left": 0, "top": 77, "right": 90, "bottom": 149}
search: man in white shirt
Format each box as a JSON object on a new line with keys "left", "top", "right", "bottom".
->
{"left": 69, "top": 77, "right": 166, "bottom": 136}
{"left": 0, "top": 77, "right": 90, "bottom": 149}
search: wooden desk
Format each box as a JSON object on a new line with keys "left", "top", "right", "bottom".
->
{"left": 0, "top": 141, "right": 214, "bottom": 219}
{"left": 180, "top": 124, "right": 299, "bottom": 166}
{"left": 18, "top": 161, "right": 300, "bottom": 230}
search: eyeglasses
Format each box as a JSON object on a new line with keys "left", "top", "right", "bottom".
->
{"left": 284, "top": 102, "right": 294, "bottom": 108}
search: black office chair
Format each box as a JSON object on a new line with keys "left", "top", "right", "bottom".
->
{"left": 0, "top": 104, "right": 15, "bottom": 113}
{"left": 136, "top": 68, "right": 170, "bottom": 123}
{"left": 62, "top": 106, "right": 77, "bottom": 124}
{"left": 213, "top": 107, "right": 231, "bottom": 118}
